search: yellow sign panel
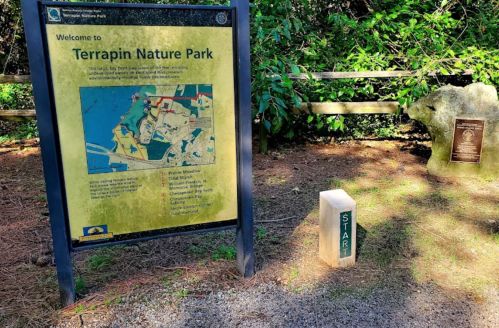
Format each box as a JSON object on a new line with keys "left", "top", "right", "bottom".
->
{"left": 45, "top": 23, "right": 238, "bottom": 243}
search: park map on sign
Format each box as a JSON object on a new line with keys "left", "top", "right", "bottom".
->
{"left": 81, "top": 85, "right": 215, "bottom": 174}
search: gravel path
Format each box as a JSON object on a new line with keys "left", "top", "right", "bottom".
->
{"left": 56, "top": 280, "right": 499, "bottom": 328}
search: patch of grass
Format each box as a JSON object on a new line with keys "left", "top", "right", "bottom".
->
{"left": 212, "top": 245, "right": 236, "bottom": 261}
{"left": 256, "top": 226, "right": 266, "bottom": 239}
{"left": 37, "top": 269, "right": 56, "bottom": 285}
{"left": 74, "top": 277, "right": 85, "bottom": 294}
{"left": 189, "top": 231, "right": 235, "bottom": 260}
{"left": 74, "top": 305, "right": 84, "bottom": 314}
{"left": 85, "top": 254, "right": 115, "bottom": 271}
{"left": 267, "top": 176, "right": 285, "bottom": 184}
{"left": 159, "top": 269, "right": 185, "bottom": 286}
{"left": 360, "top": 219, "right": 411, "bottom": 267}
{"left": 176, "top": 289, "right": 190, "bottom": 297}
{"left": 327, "top": 177, "right": 341, "bottom": 189}
{"left": 351, "top": 186, "right": 380, "bottom": 195}
{"left": 111, "top": 244, "right": 127, "bottom": 250}
{"left": 35, "top": 194, "right": 47, "bottom": 202}
{"left": 189, "top": 245, "right": 207, "bottom": 258}
{"left": 489, "top": 234, "right": 499, "bottom": 244}
{"left": 478, "top": 176, "right": 494, "bottom": 183}
{"left": 378, "top": 177, "right": 394, "bottom": 184}
{"left": 409, "top": 190, "right": 454, "bottom": 209}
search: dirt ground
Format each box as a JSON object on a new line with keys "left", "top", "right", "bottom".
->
{"left": 0, "top": 138, "right": 498, "bottom": 327}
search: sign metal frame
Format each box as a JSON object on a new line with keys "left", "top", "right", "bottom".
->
{"left": 20, "top": 0, "right": 254, "bottom": 307}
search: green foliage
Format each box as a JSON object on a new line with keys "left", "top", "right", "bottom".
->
{"left": 0, "top": 121, "right": 39, "bottom": 143}
{"left": 74, "top": 305, "right": 85, "bottom": 313}
{"left": 85, "top": 254, "right": 115, "bottom": 271}
{"left": 343, "top": 114, "right": 400, "bottom": 138}
{"left": 176, "top": 289, "right": 190, "bottom": 297}
{"left": 250, "top": 0, "right": 307, "bottom": 138}
{"left": 256, "top": 226, "right": 266, "bottom": 239}
{"left": 4, "top": 0, "right": 499, "bottom": 145}
{"left": 0, "top": 0, "right": 29, "bottom": 75}
{"left": 250, "top": 0, "right": 499, "bottom": 142}
{"left": 211, "top": 245, "right": 236, "bottom": 261}
{"left": 74, "top": 277, "right": 86, "bottom": 294}
{"left": 0, "top": 83, "right": 33, "bottom": 110}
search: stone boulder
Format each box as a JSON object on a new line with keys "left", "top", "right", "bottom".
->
{"left": 407, "top": 83, "right": 499, "bottom": 178}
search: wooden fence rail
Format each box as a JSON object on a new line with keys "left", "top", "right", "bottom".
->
{"left": 0, "top": 75, "right": 32, "bottom": 84}
{"left": 288, "top": 69, "right": 474, "bottom": 80}
{"left": 293, "top": 101, "right": 404, "bottom": 115}
{"left": 0, "top": 110, "right": 37, "bottom": 122}
{"left": 0, "top": 75, "right": 35, "bottom": 121}
{"left": 0, "top": 69, "right": 473, "bottom": 120}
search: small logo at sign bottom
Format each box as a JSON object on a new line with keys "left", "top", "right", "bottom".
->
{"left": 79, "top": 225, "right": 113, "bottom": 243}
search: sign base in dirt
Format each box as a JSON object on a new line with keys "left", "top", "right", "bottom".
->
{"left": 319, "top": 189, "right": 356, "bottom": 268}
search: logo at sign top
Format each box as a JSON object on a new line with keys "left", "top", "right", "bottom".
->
{"left": 216, "top": 12, "right": 228, "bottom": 25}
{"left": 462, "top": 129, "right": 475, "bottom": 142}
{"left": 47, "top": 8, "right": 61, "bottom": 22}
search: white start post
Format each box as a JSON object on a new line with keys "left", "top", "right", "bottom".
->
{"left": 319, "top": 189, "right": 356, "bottom": 268}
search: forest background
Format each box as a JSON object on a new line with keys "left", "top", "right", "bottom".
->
{"left": 1, "top": 0, "right": 498, "bottom": 152}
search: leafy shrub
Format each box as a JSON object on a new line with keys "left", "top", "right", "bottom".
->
{"left": 3, "top": 0, "right": 498, "bottom": 148}
{"left": 211, "top": 245, "right": 236, "bottom": 261}
{"left": 74, "top": 277, "right": 86, "bottom": 294}
{"left": 0, "top": 83, "right": 33, "bottom": 110}
{"left": 249, "top": 0, "right": 499, "bottom": 148}
{"left": 0, "top": 120, "right": 38, "bottom": 143}
{"left": 85, "top": 254, "right": 115, "bottom": 271}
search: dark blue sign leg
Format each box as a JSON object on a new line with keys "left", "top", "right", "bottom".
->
{"left": 232, "top": 0, "right": 255, "bottom": 278}
{"left": 20, "top": 0, "right": 76, "bottom": 306}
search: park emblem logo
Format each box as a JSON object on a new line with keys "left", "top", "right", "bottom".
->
{"left": 462, "top": 129, "right": 475, "bottom": 142}
{"left": 79, "top": 225, "right": 114, "bottom": 243}
{"left": 216, "top": 12, "right": 227, "bottom": 25}
{"left": 47, "top": 7, "right": 61, "bottom": 22}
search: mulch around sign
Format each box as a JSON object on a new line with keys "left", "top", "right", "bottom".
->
{"left": 1, "top": 138, "right": 498, "bottom": 327}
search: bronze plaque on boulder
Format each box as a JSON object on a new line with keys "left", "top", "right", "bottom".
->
{"left": 450, "top": 118, "right": 485, "bottom": 164}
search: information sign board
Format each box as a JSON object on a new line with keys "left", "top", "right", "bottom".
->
{"left": 21, "top": 0, "right": 254, "bottom": 306}
{"left": 44, "top": 4, "right": 238, "bottom": 247}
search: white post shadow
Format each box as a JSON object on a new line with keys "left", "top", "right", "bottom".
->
{"left": 319, "top": 189, "right": 356, "bottom": 268}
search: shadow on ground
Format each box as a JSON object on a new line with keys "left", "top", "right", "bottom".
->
{"left": 1, "top": 140, "right": 498, "bottom": 327}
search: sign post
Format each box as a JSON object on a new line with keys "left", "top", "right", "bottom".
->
{"left": 231, "top": 0, "right": 255, "bottom": 278}
{"left": 21, "top": 0, "right": 254, "bottom": 306}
